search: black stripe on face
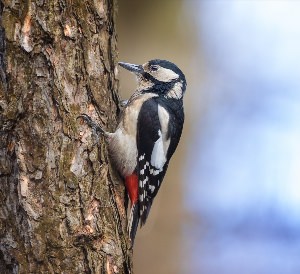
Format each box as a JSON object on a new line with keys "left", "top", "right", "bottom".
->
{"left": 142, "top": 72, "right": 177, "bottom": 94}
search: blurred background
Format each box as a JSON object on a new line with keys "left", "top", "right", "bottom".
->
{"left": 117, "top": 1, "right": 300, "bottom": 274}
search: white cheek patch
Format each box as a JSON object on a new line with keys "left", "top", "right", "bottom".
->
{"left": 154, "top": 68, "right": 179, "bottom": 82}
{"left": 165, "top": 81, "right": 183, "bottom": 99}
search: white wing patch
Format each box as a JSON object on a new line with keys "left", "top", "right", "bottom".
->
{"left": 150, "top": 105, "right": 171, "bottom": 170}
{"left": 149, "top": 185, "right": 155, "bottom": 193}
{"left": 150, "top": 130, "right": 166, "bottom": 169}
{"left": 139, "top": 158, "right": 149, "bottom": 176}
{"left": 139, "top": 154, "right": 145, "bottom": 161}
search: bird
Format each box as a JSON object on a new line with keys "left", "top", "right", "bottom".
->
{"left": 79, "top": 59, "right": 187, "bottom": 244}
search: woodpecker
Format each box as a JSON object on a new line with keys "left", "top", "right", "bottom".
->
{"left": 80, "top": 59, "right": 186, "bottom": 244}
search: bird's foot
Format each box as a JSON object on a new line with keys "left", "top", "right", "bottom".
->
{"left": 77, "top": 114, "right": 105, "bottom": 135}
{"left": 120, "top": 99, "right": 129, "bottom": 108}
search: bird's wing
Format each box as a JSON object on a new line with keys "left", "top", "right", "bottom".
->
{"left": 136, "top": 98, "right": 171, "bottom": 225}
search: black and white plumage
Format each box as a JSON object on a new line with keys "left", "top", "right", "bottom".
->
{"left": 136, "top": 97, "right": 184, "bottom": 225}
{"left": 80, "top": 59, "right": 186, "bottom": 245}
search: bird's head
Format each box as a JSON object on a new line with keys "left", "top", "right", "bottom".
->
{"left": 119, "top": 59, "right": 187, "bottom": 100}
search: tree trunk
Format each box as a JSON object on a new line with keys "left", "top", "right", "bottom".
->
{"left": 0, "top": 1, "right": 132, "bottom": 273}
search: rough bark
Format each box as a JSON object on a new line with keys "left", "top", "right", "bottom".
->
{"left": 0, "top": 1, "right": 132, "bottom": 273}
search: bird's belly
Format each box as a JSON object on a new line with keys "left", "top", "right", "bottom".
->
{"left": 108, "top": 129, "right": 137, "bottom": 177}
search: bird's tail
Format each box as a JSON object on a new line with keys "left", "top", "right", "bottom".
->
{"left": 128, "top": 202, "right": 140, "bottom": 245}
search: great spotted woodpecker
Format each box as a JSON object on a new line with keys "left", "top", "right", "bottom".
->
{"left": 80, "top": 59, "right": 186, "bottom": 244}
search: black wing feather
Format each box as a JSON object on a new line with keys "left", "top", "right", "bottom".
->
{"left": 137, "top": 99, "right": 163, "bottom": 225}
{"left": 136, "top": 98, "right": 184, "bottom": 226}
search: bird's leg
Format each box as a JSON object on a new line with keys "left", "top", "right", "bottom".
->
{"left": 77, "top": 114, "right": 105, "bottom": 136}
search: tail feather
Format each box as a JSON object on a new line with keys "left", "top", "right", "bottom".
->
{"left": 140, "top": 200, "right": 153, "bottom": 227}
{"left": 128, "top": 203, "right": 140, "bottom": 245}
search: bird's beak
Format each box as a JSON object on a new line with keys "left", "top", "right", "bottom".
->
{"left": 118, "top": 62, "right": 143, "bottom": 74}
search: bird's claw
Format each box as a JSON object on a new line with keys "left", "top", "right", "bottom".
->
{"left": 77, "top": 114, "right": 104, "bottom": 135}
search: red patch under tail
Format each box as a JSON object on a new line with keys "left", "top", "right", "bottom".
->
{"left": 125, "top": 173, "right": 138, "bottom": 205}
{"left": 125, "top": 174, "right": 139, "bottom": 244}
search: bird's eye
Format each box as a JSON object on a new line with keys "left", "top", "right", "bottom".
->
{"left": 150, "top": 65, "right": 159, "bottom": 72}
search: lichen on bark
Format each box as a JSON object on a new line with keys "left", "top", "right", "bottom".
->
{"left": 0, "top": 1, "right": 132, "bottom": 273}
